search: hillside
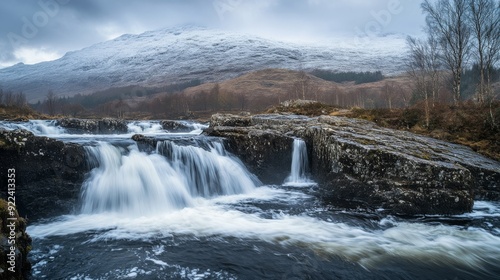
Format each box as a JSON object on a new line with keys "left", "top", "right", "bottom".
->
{"left": 180, "top": 69, "right": 412, "bottom": 110}
{"left": 0, "top": 26, "right": 407, "bottom": 102}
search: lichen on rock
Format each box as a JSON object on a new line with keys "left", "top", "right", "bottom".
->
{"left": 56, "top": 118, "right": 128, "bottom": 134}
{"left": 206, "top": 113, "right": 500, "bottom": 215}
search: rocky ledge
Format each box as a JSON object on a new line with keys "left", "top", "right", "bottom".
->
{"left": 56, "top": 118, "right": 128, "bottom": 134}
{"left": 0, "top": 129, "right": 89, "bottom": 220}
{"left": 205, "top": 114, "right": 500, "bottom": 215}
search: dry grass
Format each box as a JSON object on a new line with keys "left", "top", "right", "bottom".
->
{"left": 180, "top": 69, "right": 412, "bottom": 104}
{"left": 349, "top": 102, "right": 500, "bottom": 161}
{"left": 0, "top": 105, "right": 47, "bottom": 120}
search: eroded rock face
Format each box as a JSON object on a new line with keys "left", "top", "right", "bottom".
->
{"left": 0, "top": 129, "right": 89, "bottom": 220}
{"left": 205, "top": 114, "right": 500, "bottom": 215}
{"left": 56, "top": 118, "right": 128, "bottom": 134}
{"left": 207, "top": 126, "right": 293, "bottom": 184}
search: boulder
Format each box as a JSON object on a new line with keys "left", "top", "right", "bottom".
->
{"left": 206, "top": 114, "right": 500, "bottom": 215}
{"left": 132, "top": 134, "right": 158, "bottom": 153}
{"left": 160, "top": 120, "right": 192, "bottom": 132}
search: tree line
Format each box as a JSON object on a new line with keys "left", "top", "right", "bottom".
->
{"left": 310, "top": 70, "right": 384, "bottom": 84}
{"left": 407, "top": 0, "right": 500, "bottom": 127}
{"left": 0, "top": 88, "right": 27, "bottom": 108}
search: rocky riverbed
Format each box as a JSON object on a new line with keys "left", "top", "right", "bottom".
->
{"left": 205, "top": 113, "right": 500, "bottom": 215}
{"left": 1, "top": 114, "right": 499, "bottom": 218}
{"left": 1, "top": 115, "right": 500, "bottom": 279}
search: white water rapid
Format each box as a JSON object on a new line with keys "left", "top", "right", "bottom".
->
{"left": 80, "top": 141, "right": 258, "bottom": 216}
{"left": 0, "top": 120, "right": 66, "bottom": 135}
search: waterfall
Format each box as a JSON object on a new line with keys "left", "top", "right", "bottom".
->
{"left": 284, "top": 138, "right": 314, "bottom": 186}
{"left": 80, "top": 140, "right": 259, "bottom": 216}
{"left": 157, "top": 140, "right": 258, "bottom": 197}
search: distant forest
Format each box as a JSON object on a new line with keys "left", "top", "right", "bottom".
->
{"left": 310, "top": 70, "right": 384, "bottom": 84}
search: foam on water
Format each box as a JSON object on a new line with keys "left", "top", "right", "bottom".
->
{"left": 0, "top": 120, "right": 66, "bottom": 135}
{"left": 127, "top": 121, "right": 165, "bottom": 134}
{"left": 28, "top": 187, "right": 500, "bottom": 270}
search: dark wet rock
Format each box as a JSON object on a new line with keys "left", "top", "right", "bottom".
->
{"left": 57, "top": 118, "right": 128, "bottom": 134}
{"left": 206, "top": 114, "right": 500, "bottom": 215}
{"left": 132, "top": 134, "right": 158, "bottom": 153}
{"left": 160, "top": 120, "right": 192, "bottom": 132}
{"left": 0, "top": 129, "right": 89, "bottom": 220}
{"left": 0, "top": 199, "right": 32, "bottom": 279}
{"left": 207, "top": 125, "right": 293, "bottom": 184}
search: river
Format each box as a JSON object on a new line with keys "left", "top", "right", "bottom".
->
{"left": 1, "top": 120, "right": 500, "bottom": 279}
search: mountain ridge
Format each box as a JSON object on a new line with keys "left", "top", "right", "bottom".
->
{"left": 0, "top": 26, "right": 408, "bottom": 102}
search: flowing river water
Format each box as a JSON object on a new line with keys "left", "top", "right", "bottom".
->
{"left": 1, "top": 120, "right": 500, "bottom": 279}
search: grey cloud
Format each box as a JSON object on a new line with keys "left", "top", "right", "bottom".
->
{"left": 0, "top": 0, "right": 425, "bottom": 67}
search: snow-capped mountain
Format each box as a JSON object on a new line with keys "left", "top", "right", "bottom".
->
{"left": 0, "top": 26, "right": 408, "bottom": 102}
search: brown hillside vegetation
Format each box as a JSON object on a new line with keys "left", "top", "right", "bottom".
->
{"left": 183, "top": 68, "right": 412, "bottom": 107}
{"left": 171, "top": 69, "right": 412, "bottom": 115}
{"left": 34, "top": 69, "right": 414, "bottom": 119}
{"left": 0, "top": 105, "right": 46, "bottom": 121}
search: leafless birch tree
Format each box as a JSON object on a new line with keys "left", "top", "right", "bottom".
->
{"left": 422, "top": 0, "right": 472, "bottom": 105}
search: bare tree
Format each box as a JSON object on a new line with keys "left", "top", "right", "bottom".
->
{"left": 209, "top": 83, "right": 220, "bottom": 111}
{"left": 14, "top": 92, "right": 26, "bottom": 107}
{"left": 115, "top": 98, "right": 129, "bottom": 118}
{"left": 422, "top": 0, "right": 472, "bottom": 105}
{"left": 294, "top": 71, "right": 309, "bottom": 100}
{"left": 46, "top": 90, "right": 56, "bottom": 116}
{"left": 383, "top": 81, "right": 397, "bottom": 110}
{"left": 4, "top": 91, "right": 14, "bottom": 106}
{"left": 469, "top": 0, "right": 500, "bottom": 104}
{"left": 407, "top": 35, "right": 442, "bottom": 128}
{"left": 293, "top": 71, "right": 318, "bottom": 100}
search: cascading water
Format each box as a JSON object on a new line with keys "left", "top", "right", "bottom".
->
{"left": 80, "top": 143, "right": 193, "bottom": 215}
{"left": 80, "top": 140, "right": 258, "bottom": 216}
{"left": 157, "top": 140, "right": 258, "bottom": 197}
{"left": 17, "top": 121, "right": 500, "bottom": 279}
{"left": 0, "top": 120, "right": 66, "bottom": 135}
{"left": 284, "top": 138, "right": 314, "bottom": 186}
{"left": 127, "top": 121, "right": 164, "bottom": 134}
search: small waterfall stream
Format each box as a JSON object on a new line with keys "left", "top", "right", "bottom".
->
{"left": 284, "top": 138, "right": 314, "bottom": 186}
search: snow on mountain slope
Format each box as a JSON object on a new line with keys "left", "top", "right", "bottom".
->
{"left": 0, "top": 26, "right": 408, "bottom": 102}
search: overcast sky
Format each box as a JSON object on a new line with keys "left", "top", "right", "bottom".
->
{"left": 0, "top": 0, "right": 425, "bottom": 68}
